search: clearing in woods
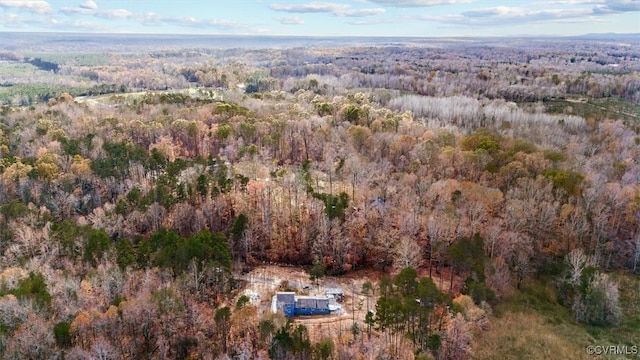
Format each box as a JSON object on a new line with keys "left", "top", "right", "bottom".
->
{"left": 234, "top": 264, "right": 458, "bottom": 342}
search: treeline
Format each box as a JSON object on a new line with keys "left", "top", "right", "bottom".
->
{"left": 25, "top": 57, "right": 60, "bottom": 73}
{"left": 0, "top": 84, "right": 127, "bottom": 106}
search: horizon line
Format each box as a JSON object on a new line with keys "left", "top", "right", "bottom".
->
{"left": 2, "top": 31, "right": 639, "bottom": 39}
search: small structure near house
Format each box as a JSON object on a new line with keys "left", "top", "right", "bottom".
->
{"left": 325, "top": 287, "right": 344, "bottom": 302}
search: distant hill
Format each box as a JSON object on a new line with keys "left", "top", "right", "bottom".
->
{"left": 570, "top": 33, "right": 640, "bottom": 40}
{"left": 0, "top": 31, "right": 638, "bottom": 53}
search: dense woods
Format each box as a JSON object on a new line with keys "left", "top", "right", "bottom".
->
{"left": 0, "top": 34, "right": 638, "bottom": 359}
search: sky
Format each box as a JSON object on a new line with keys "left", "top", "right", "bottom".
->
{"left": 0, "top": 0, "right": 639, "bottom": 37}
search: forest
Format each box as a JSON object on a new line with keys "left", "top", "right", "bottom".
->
{"left": 0, "top": 33, "right": 639, "bottom": 359}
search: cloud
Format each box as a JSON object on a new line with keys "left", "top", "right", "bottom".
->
{"left": 356, "top": 0, "right": 639, "bottom": 29}
{"left": 140, "top": 12, "right": 196, "bottom": 26}
{"left": 366, "top": 0, "right": 474, "bottom": 7}
{"left": 531, "top": 0, "right": 602, "bottom": 5}
{"left": 275, "top": 15, "right": 305, "bottom": 24}
{"left": 59, "top": 0, "right": 98, "bottom": 14}
{"left": 455, "top": 1, "right": 639, "bottom": 25}
{"left": 552, "top": 15, "right": 608, "bottom": 23}
{"left": 64, "top": 19, "right": 108, "bottom": 31}
{"left": 270, "top": 2, "right": 385, "bottom": 17}
{"left": 345, "top": 8, "right": 386, "bottom": 16}
{"left": 202, "top": 19, "right": 246, "bottom": 30}
{"left": 0, "top": 13, "right": 26, "bottom": 27}
{"left": 139, "top": 12, "right": 247, "bottom": 31}
{"left": 597, "top": 0, "right": 640, "bottom": 12}
{"left": 0, "top": 12, "right": 108, "bottom": 31}
{"left": 348, "top": 16, "right": 408, "bottom": 25}
{"left": 59, "top": 6, "right": 93, "bottom": 15}
{"left": 95, "top": 9, "right": 133, "bottom": 19}
{"left": 270, "top": 2, "right": 350, "bottom": 13}
{"left": 462, "top": 6, "right": 592, "bottom": 20}
{"left": 60, "top": 4, "right": 133, "bottom": 19}
{"left": 2, "top": 0, "right": 257, "bottom": 34}
{"left": 417, "top": 6, "right": 590, "bottom": 26}
{"left": 0, "top": 0, "right": 52, "bottom": 14}
{"left": 57, "top": 3, "right": 248, "bottom": 32}
{"left": 79, "top": 0, "right": 97, "bottom": 10}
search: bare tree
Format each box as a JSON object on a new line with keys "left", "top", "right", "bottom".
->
{"left": 427, "top": 215, "right": 453, "bottom": 279}
{"left": 394, "top": 236, "right": 423, "bottom": 271}
{"left": 482, "top": 219, "right": 503, "bottom": 259}
{"left": 486, "top": 257, "right": 513, "bottom": 298}
{"left": 440, "top": 313, "right": 473, "bottom": 360}
{"left": 566, "top": 248, "right": 593, "bottom": 286}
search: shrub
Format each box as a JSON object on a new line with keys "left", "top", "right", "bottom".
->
{"left": 10, "top": 272, "right": 51, "bottom": 308}
{"left": 543, "top": 169, "right": 584, "bottom": 196}
{"left": 83, "top": 229, "right": 111, "bottom": 266}
{"left": 236, "top": 295, "right": 250, "bottom": 310}
{"left": 572, "top": 272, "right": 621, "bottom": 326}
{"left": 464, "top": 278, "right": 496, "bottom": 305}
{"left": 53, "top": 321, "right": 72, "bottom": 348}
{"left": 461, "top": 129, "right": 501, "bottom": 153}
{"left": 558, "top": 251, "right": 621, "bottom": 326}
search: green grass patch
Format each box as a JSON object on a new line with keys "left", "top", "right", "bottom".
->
{"left": 0, "top": 83, "right": 126, "bottom": 105}
{"left": 474, "top": 274, "right": 640, "bottom": 360}
{"left": 606, "top": 273, "right": 640, "bottom": 345}
{"left": 0, "top": 84, "right": 85, "bottom": 105}
{"left": 544, "top": 97, "right": 640, "bottom": 124}
{"left": 0, "top": 62, "right": 39, "bottom": 76}
{"left": 493, "top": 281, "right": 569, "bottom": 317}
{"left": 23, "top": 53, "right": 109, "bottom": 66}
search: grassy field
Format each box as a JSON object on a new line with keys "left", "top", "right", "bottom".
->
{"left": 22, "top": 52, "right": 109, "bottom": 66}
{"left": 544, "top": 97, "right": 640, "bottom": 125}
{"left": 473, "top": 273, "right": 640, "bottom": 360}
{"left": 0, "top": 62, "right": 39, "bottom": 76}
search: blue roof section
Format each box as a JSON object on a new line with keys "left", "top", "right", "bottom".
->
{"left": 283, "top": 303, "right": 295, "bottom": 317}
{"left": 294, "top": 307, "right": 330, "bottom": 316}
